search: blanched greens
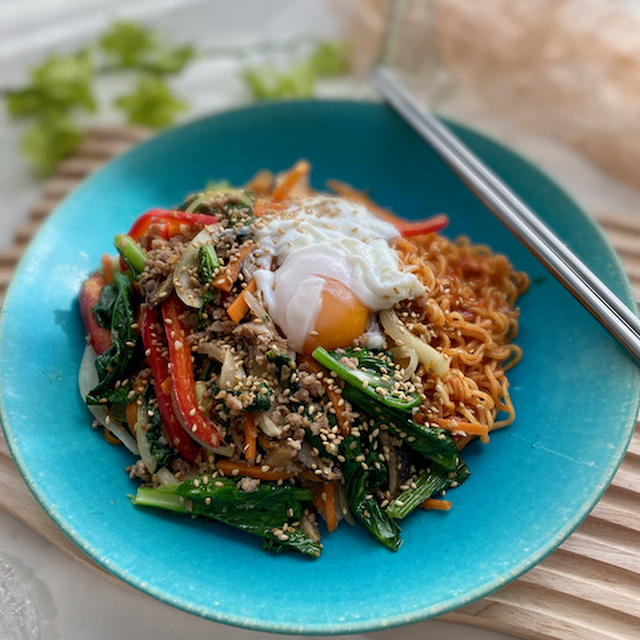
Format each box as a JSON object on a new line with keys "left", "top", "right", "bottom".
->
{"left": 86, "top": 272, "right": 141, "bottom": 404}
{"left": 132, "top": 476, "right": 321, "bottom": 558}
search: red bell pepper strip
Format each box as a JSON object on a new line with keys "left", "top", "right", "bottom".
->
{"left": 79, "top": 273, "right": 113, "bottom": 355}
{"left": 128, "top": 209, "right": 217, "bottom": 241}
{"left": 398, "top": 214, "right": 449, "bottom": 238}
{"left": 161, "top": 294, "right": 223, "bottom": 449}
{"left": 141, "top": 305, "right": 201, "bottom": 464}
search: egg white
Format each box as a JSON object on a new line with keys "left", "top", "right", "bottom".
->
{"left": 252, "top": 196, "right": 424, "bottom": 351}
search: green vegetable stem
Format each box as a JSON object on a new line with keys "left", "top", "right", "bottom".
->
{"left": 132, "top": 476, "right": 322, "bottom": 558}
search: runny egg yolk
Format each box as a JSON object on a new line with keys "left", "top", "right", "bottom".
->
{"left": 302, "top": 277, "right": 369, "bottom": 354}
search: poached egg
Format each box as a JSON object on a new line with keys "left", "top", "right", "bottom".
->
{"left": 252, "top": 196, "right": 424, "bottom": 353}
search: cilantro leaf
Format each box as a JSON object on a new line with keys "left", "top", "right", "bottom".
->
{"left": 114, "top": 76, "right": 187, "bottom": 128}
{"left": 243, "top": 63, "right": 314, "bottom": 101}
{"left": 243, "top": 41, "right": 349, "bottom": 101}
{"left": 5, "top": 87, "right": 47, "bottom": 119}
{"left": 21, "top": 113, "right": 83, "bottom": 174}
{"left": 308, "top": 42, "right": 349, "bottom": 76}
{"left": 99, "top": 21, "right": 194, "bottom": 74}
{"left": 142, "top": 44, "right": 195, "bottom": 74}
{"left": 7, "top": 52, "right": 95, "bottom": 119}
{"left": 99, "top": 21, "right": 157, "bottom": 68}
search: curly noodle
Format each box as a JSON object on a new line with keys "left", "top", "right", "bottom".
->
{"left": 393, "top": 234, "right": 529, "bottom": 445}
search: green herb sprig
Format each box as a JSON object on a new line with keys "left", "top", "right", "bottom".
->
{"left": 4, "top": 20, "right": 350, "bottom": 175}
{"left": 243, "top": 42, "right": 349, "bottom": 100}
{"left": 5, "top": 21, "right": 193, "bottom": 174}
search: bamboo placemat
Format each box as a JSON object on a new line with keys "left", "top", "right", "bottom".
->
{"left": 1, "top": 127, "right": 639, "bottom": 640}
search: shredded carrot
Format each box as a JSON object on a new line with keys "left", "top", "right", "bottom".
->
{"left": 243, "top": 413, "right": 257, "bottom": 461}
{"left": 254, "top": 198, "right": 287, "bottom": 217}
{"left": 101, "top": 254, "right": 113, "bottom": 284}
{"left": 227, "top": 278, "right": 257, "bottom": 323}
{"left": 313, "top": 482, "right": 338, "bottom": 532}
{"left": 300, "top": 470, "right": 323, "bottom": 484}
{"left": 213, "top": 240, "right": 255, "bottom": 292}
{"left": 103, "top": 428, "right": 122, "bottom": 445}
{"left": 302, "top": 356, "right": 351, "bottom": 436}
{"left": 215, "top": 459, "right": 294, "bottom": 481}
{"left": 125, "top": 402, "right": 138, "bottom": 436}
{"left": 420, "top": 498, "right": 452, "bottom": 511}
{"left": 272, "top": 160, "right": 310, "bottom": 202}
{"left": 326, "top": 179, "right": 406, "bottom": 227}
{"left": 432, "top": 417, "right": 489, "bottom": 437}
{"left": 324, "top": 483, "right": 338, "bottom": 532}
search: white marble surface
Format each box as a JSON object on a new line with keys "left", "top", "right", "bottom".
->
{"left": 1, "top": 2, "right": 638, "bottom": 638}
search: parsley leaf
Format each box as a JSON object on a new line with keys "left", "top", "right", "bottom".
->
{"left": 7, "top": 52, "right": 95, "bottom": 118}
{"left": 243, "top": 63, "right": 314, "bottom": 100}
{"left": 307, "top": 42, "right": 350, "bottom": 76}
{"left": 114, "top": 76, "right": 187, "bottom": 128}
{"left": 142, "top": 44, "right": 195, "bottom": 74}
{"left": 99, "top": 21, "right": 157, "bottom": 68}
{"left": 243, "top": 41, "right": 349, "bottom": 101}
{"left": 99, "top": 21, "right": 194, "bottom": 74}
{"left": 21, "top": 113, "right": 83, "bottom": 175}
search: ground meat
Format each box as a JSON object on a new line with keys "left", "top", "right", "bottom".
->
{"left": 295, "top": 369, "right": 324, "bottom": 398}
{"left": 223, "top": 394, "right": 243, "bottom": 412}
{"left": 138, "top": 236, "right": 188, "bottom": 303}
{"left": 233, "top": 322, "right": 277, "bottom": 366}
{"left": 262, "top": 442, "right": 298, "bottom": 468}
{"left": 286, "top": 436, "right": 302, "bottom": 452}
{"left": 308, "top": 413, "right": 329, "bottom": 436}
{"left": 284, "top": 412, "right": 306, "bottom": 430}
{"left": 170, "top": 458, "right": 193, "bottom": 476}
{"left": 238, "top": 477, "right": 260, "bottom": 492}
{"left": 291, "top": 387, "right": 310, "bottom": 403}
{"left": 126, "top": 460, "right": 151, "bottom": 482}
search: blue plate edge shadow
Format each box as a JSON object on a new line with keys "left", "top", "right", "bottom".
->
{"left": 1, "top": 99, "right": 639, "bottom": 635}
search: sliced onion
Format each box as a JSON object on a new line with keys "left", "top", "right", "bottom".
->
{"left": 78, "top": 346, "right": 139, "bottom": 454}
{"left": 380, "top": 309, "right": 449, "bottom": 377}
{"left": 135, "top": 403, "right": 158, "bottom": 473}
{"left": 390, "top": 345, "right": 419, "bottom": 381}
{"left": 196, "top": 340, "right": 227, "bottom": 362}
{"left": 155, "top": 467, "right": 178, "bottom": 485}
{"left": 243, "top": 289, "right": 276, "bottom": 332}
{"left": 210, "top": 445, "right": 234, "bottom": 457}
{"left": 333, "top": 482, "right": 355, "bottom": 526}
{"left": 219, "top": 347, "right": 245, "bottom": 389}
{"left": 298, "top": 441, "right": 320, "bottom": 470}
{"left": 173, "top": 226, "right": 217, "bottom": 308}
{"left": 257, "top": 412, "right": 282, "bottom": 438}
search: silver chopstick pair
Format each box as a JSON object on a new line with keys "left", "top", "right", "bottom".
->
{"left": 371, "top": 66, "right": 640, "bottom": 363}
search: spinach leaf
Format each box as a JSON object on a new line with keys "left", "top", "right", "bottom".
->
{"left": 92, "top": 281, "right": 118, "bottom": 328}
{"left": 343, "top": 385, "right": 459, "bottom": 471}
{"left": 340, "top": 434, "right": 400, "bottom": 551}
{"left": 386, "top": 459, "right": 470, "bottom": 519}
{"left": 133, "top": 477, "right": 321, "bottom": 558}
{"left": 143, "top": 384, "right": 176, "bottom": 470}
{"left": 86, "top": 272, "right": 141, "bottom": 404}
{"left": 313, "top": 346, "right": 420, "bottom": 412}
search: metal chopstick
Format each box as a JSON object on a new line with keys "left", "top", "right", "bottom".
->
{"left": 371, "top": 66, "right": 640, "bottom": 363}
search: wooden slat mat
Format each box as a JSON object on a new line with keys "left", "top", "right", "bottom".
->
{"left": 1, "top": 127, "right": 639, "bottom": 640}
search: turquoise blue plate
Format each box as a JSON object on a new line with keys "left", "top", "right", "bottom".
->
{"left": 1, "top": 101, "right": 638, "bottom": 634}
